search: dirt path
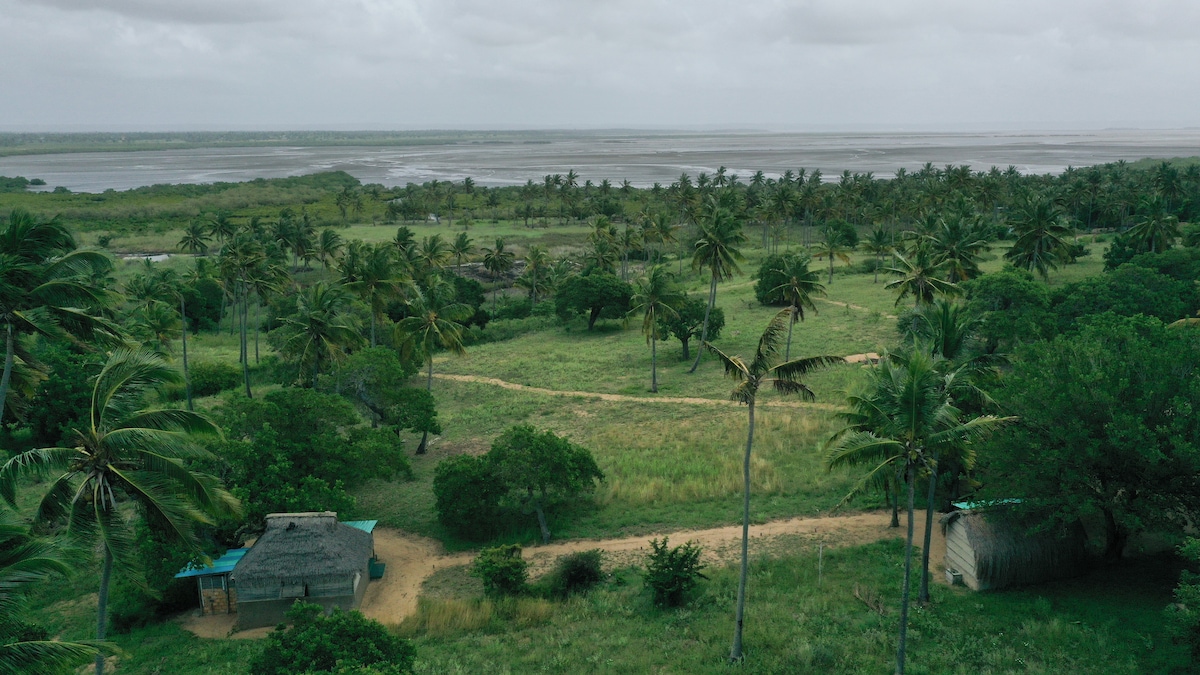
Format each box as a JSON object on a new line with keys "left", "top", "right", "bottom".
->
{"left": 431, "top": 373, "right": 845, "bottom": 412}
{"left": 814, "top": 297, "right": 898, "bottom": 319}
{"left": 358, "top": 509, "right": 946, "bottom": 627}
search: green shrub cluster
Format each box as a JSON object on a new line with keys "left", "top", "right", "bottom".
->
{"left": 188, "top": 360, "right": 242, "bottom": 397}
{"left": 643, "top": 537, "right": 706, "bottom": 607}
{"left": 471, "top": 545, "right": 529, "bottom": 597}
{"left": 250, "top": 602, "right": 415, "bottom": 675}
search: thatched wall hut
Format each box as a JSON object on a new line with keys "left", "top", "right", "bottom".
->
{"left": 231, "top": 512, "right": 374, "bottom": 629}
{"left": 941, "top": 506, "right": 1088, "bottom": 591}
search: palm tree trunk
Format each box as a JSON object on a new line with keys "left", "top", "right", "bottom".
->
{"left": 919, "top": 450, "right": 939, "bottom": 605}
{"left": 181, "top": 297, "right": 192, "bottom": 411}
{"left": 729, "top": 399, "right": 755, "bottom": 662}
{"left": 785, "top": 309, "right": 795, "bottom": 361}
{"left": 828, "top": 253, "right": 834, "bottom": 285}
{"left": 532, "top": 489, "right": 551, "bottom": 544}
{"left": 254, "top": 302, "right": 260, "bottom": 365}
{"left": 417, "top": 359, "right": 433, "bottom": 454}
{"left": 688, "top": 274, "right": 718, "bottom": 374}
{"left": 650, "top": 334, "right": 658, "bottom": 393}
{"left": 0, "top": 322, "right": 15, "bottom": 427}
{"left": 370, "top": 313, "right": 377, "bottom": 348}
{"left": 896, "top": 464, "right": 916, "bottom": 675}
{"left": 890, "top": 475, "right": 900, "bottom": 528}
{"left": 241, "top": 294, "right": 252, "bottom": 399}
{"left": 95, "top": 547, "right": 113, "bottom": 675}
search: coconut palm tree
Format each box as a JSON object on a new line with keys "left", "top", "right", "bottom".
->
{"left": 0, "top": 209, "right": 119, "bottom": 427}
{"left": 0, "top": 348, "right": 239, "bottom": 675}
{"left": 1128, "top": 196, "right": 1180, "bottom": 254}
{"left": 207, "top": 212, "right": 236, "bottom": 245}
{"left": 416, "top": 234, "right": 453, "bottom": 279}
{"left": 811, "top": 223, "right": 853, "bottom": 285}
{"left": 516, "top": 245, "right": 551, "bottom": 305}
{"left": 706, "top": 309, "right": 842, "bottom": 662}
{"left": 393, "top": 277, "right": 471, "bottom": 454}
{"left": 341, "top": 244, "right": 408, "bottom": 348}
{"left": 884, "top": 250, "right": 959, "bottom": 308}
{"left": 862, "top": 225, "right": 894, "bottom": 283}
{"left": 480, "top": 238, "right": 515, "bottom": 313}
{"left": 826, "top": 352, "right": 1009, "bottom": 675}
{"left": 1004, "top": 197, "right": 1074, "bottom": 280}
{"left": 278, "top": 282, "right": 364, "bottom": 389}
{"left": 315, "top": 229, "right": 344, "bottom": 269}
{"left": 924, "top": 215, "right": 990, "bottom": 283}
{"left": 0, "top": 509, "right": 111, "bottom": 674}
{"left": 450, "top": 232, "right": 475, "bottom": 272}
{"left": 177, "top": 221, "right": 210, "bottom": 257}
{"left": 769, "top": 255, "right": 826, "bottom": 361}
{"left": 628, "top": 266, "right": 683, "bottom": 393}
{"left": 688, "top": 204, "right": 746, "bottom": 374}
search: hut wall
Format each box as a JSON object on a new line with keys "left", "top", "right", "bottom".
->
{"left": 943, "top": 520, "right": 983, "bottom": 590}
{"left": 236, "top": 593, "right": 358, "bottom": 630}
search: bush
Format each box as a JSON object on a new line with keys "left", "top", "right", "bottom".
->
{"left": 1166, "top": 538, "right": 1200, "bottom": 658}
{"left": 250, "top": 602, "right": 415, "bottom": 675}
{"left": 540, "top": 549, "right": 603, "bottom": 598}
{"left": 189, "top": 361, "right": 242, "bottom": 397}
{"left": 432, "top": 455, "right": 505, "bottom": 540}
{"left": 643, "top": 537, "right": 706, "bottom": 607}
{"left": 472, "top": 544, "right": 528, "bottom": 597}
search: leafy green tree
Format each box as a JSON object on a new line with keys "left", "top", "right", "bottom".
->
{"left": 555, "top": 272, "right": 632, "bottom": 330}
{"left": 1165, "top": 538, "right": 1200, "bottom": 659}
{"left": 962, "top": 269, "right": 1053, "bottom": 354}
{"left": 627, "top": 265, "right": 683, "bottom": 392}
{"left": 977, "top": 314, "right": 1200, "bottom": 560}
{"left": 1049, "top": 264, "right": 1200, "bottom": 332}
{"left": 826, "top": 351, "right": 1008, "bottom": 675}
{"left": 26, "top": 342, "right": 101, "bottom": 447}
{"left": 705, "top": 309, "right": 841, "bottom": 662}
{"left": 250, "top": 602, "right": 415, "bottom": 675}
{"left": 0, "top": 349, "right": 239, "bottom": 675}
{"left": 658, "top": 295, "right": 724, "bottom": 361}
{"left": 0, "top": 508, "right": 111, "bottom": 674}
{"left": 471, "top": 545, "right": 528, "bottom": 597}
{"left": 273, "top": 282, "right": 364, "bottom": 388}
{"left": 393, "top": 278, "right": 470, "bottom": 454}
{"left": 432, "top": 454, "right": 506, "bottom": 540}
{"left": 688, "top": 205, "right": 745, "bottom": 373}
{"left": 0, "top": 209, "right": 117, "bottom": 426}
{"left": 1004, "top": 197, "right": 1074, "bottom": 280}
{"left": 327, "top": 347, "right": 438, "bottom": 439}
{"left": 480, "top": 238, "right": 515, "bottom": 313}
{"left": 768, "top": 254, "right": 825, "bottom": 360}
{"left": 488, "top": 425, "right": 604, "bottom": 544}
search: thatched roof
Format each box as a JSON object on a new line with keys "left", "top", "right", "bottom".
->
{"left": 941, "top": 509, "right": 1088, "bottom": 589}
{"left": 232, "top": 512, "right": 372, "bottom": 584}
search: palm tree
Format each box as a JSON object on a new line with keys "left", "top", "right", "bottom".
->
{"left": 0, "top": 509, "right": 110, "bottom": 673}
{"left": 177, "top": 221, "right": 210, "bottom": 257}
{"left": 811, "top": 223, "right": 853, "bottom": 285}
{"left": 416, "top": 234, "right": 453, "bottom": 278}
{"left": 516, "top": 245, "right": 551, "bottom": 305}
{"left": 393, "top": 278, "right": 471, "bottom": 454}
{"left": 884, "top": 250, "right": 959, "bottom": 308}
{"left": 924, "top": 215, "right": 990, "bottom": 282}
{"left": 207, "top": 212, "right": 236, "bottom": 244}
{"left": 628, "top": 266, "right": 683, "bottom": 393}
{"left": 0, "top": 209, "right": 118, "bottom": 427}
{"left": 862, "top": 225, "right": 894, "bottom": 283}
{"left": 341, "top": 244, "right": 408, "bottom": 348}
{"left": 315, "top": 229, "right": 344, "bottom": 269}
{"left": 1128, "top": 196, "right": 1180, "bottom": 254}
{"left": 480, "top": 238, "right": 515, "bottom": 313}
{"left": 1004, "top": 197, "right": 1074, "bottom": 280}
{"left": 826, "top": 352, "right": 1009, "bottom": 675}
{"left": 450, "top": 232, "right": 475, "bottom": 272}
{"left": 706, "top": 309, "right": 842, "bottom": 662}
{"left": 688, "top": 204, "right": 746, "bottom": 373}
{"left": 0, "top": 349, "right": 240, "bottom": 675}
{"left": 769, "top": 255, "right": 826, "bottom": 360}
{"left": 278, "top": 282, "right": 364, "bottom": 388}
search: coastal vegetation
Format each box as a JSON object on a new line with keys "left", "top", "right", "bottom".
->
{"left": 0, "top": 155, "right": 1198, "bottom": 673}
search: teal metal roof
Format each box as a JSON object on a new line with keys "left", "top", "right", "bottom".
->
{"left": 952, "top": 499, "right": 1021, "bottom": 512}
{"left": 174, "top": 548, "right": 249, "bottom": 579}
{"left": 342, "top": 520, "right": 378, "bottom": 534}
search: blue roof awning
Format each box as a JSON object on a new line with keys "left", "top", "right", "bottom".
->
{"left": 174, "top": 548, "right": 249, "bottom": 579}
{"left": 341, "top": 520, "right": 378, "bottom": 534}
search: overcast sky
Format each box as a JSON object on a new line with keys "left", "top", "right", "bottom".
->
{"left": 2, "top": 0, "right": 1198, "bottom": 131}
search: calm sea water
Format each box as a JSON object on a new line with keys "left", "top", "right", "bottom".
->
{"left": 4, "top": 130, "right": 1200, "bottom": 193}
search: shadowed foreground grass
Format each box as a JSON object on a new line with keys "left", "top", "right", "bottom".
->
{"left": 402, "top": 540, "right": 1188, "bottom": 675}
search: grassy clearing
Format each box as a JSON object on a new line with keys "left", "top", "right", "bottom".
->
{"left": 401, "top": 540, "right": 1188, "bottom": 674}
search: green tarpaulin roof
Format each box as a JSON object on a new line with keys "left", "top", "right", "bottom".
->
{"left": 174, "top": 548, "right": 248, "bottom": 579}
{"left": 341, "top": 520, "right": 378, "bottom": 533}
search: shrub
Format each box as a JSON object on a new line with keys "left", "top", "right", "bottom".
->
{"left": 541, "top": 549, "right": 603, "bottom": 598}
{"left": 1166, "top": 538, "right": 1200, "bottom": 658}
{"left": 189, "top": 360, "right": 242, "bottom": 397}
{"left": 432, "top": 454, "right": 505, "bottom": 540}
{"left": 472, "top": 544, "right": 528, "bottom": 597}
{"left": 643, "top": 537, "right": 706, "bottom": 607}
{"left": 250, "top": 602, "right": 415, "bottom": 675}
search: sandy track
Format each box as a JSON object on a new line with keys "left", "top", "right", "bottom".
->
{"left": 359, "top": 509, "right": 946, "bottom": 627}
{"left": 814, "top": 297, "right": 899, "bottom": 319}
{"left": 431, "top": 373, "right": 845, "bottom": 412}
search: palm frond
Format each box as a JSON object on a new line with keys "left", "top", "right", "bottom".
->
{"left": 0, "top": 448, "right": 76, "bottom": 507}
{"left": 703, "top": 341, "right": 748, "bottom": 381}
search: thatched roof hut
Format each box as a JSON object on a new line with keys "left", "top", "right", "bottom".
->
{"left": 941, "top": 504, "right": 1088, "bottom": 591}
{"left": 231, "top": 512, "right": 375, "bottom": 629}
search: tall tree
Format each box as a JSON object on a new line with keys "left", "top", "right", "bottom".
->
{"left": 393, "top": 277, "right": 471, "bottom": 454}
{"left": 480, "top": 238, "right": 515, "bottom": 313}
{"left": 769, "top": 255, "right": 825, "bottom": 360}
{"left": 450, "top": 232, "right": 475, "bottom": 272}
{"left": 341, "top": 243, "right": 408, "bottom": 348}
{"left": 811, "top": 223, "right": 853, "bottom": 285}
{"left": 688, "top": 204, "right": 746, "bottom": 373}
{"left": 0, "top": 349, "right": 240, "bottom": 675}
{"left": 627, "top": 265, "right": 683, "bottom": 393}
{"left": 705, "top": 309, "right": 841, "bottom": 662}
{"left": 826, "top": 352, "right": 1008, "bottom": 675}
{"left": 1004, "top": 196, "right": 1074, "bottom": 280}
{"left": 884, "top": 250, "right": 959, "bottom": 307}
{"left": 177, "top": 221, "right": 210, "bottom": 257}
{"left": 276, "top": 282, "right": 364, "bottom": 389}
{"left": 0, "top": 209, "right": 118, "bottom": 427}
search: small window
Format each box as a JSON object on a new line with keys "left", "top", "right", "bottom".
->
{"left": 280, "top": 582, "right": 306, "bottom": 598}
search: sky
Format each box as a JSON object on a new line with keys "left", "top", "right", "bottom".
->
{"left": 2, "top": 0, "right": 1198, "bottom": 131}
